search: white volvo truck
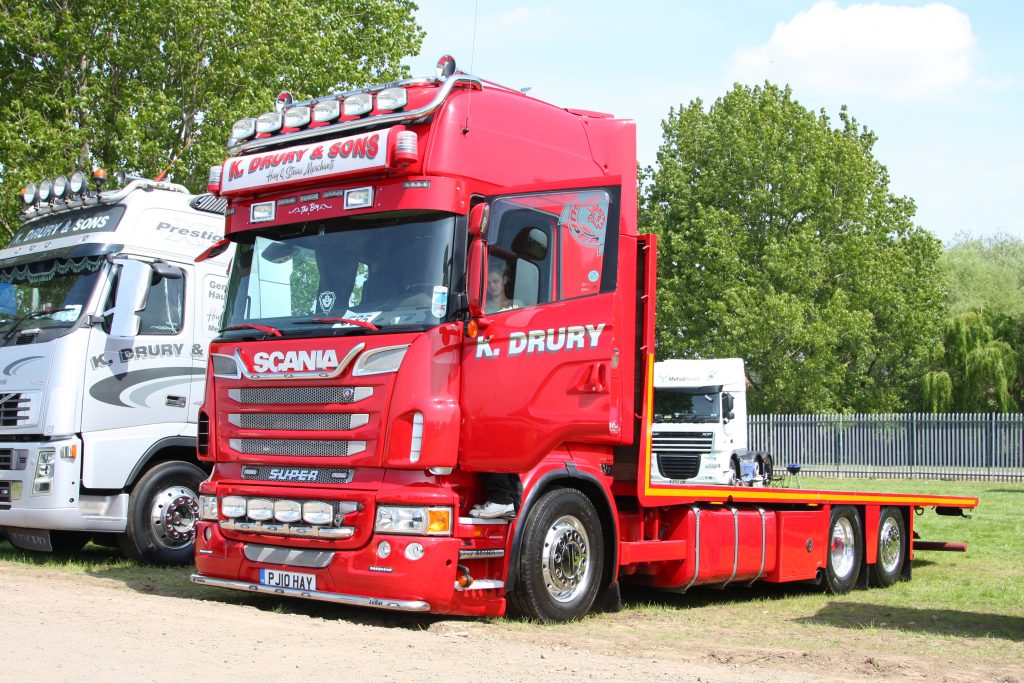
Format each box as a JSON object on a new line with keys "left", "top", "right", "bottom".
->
{"left": 0, "top": 173, "right": 230, "bottom": 563}
{"left": 650, "top": 358, "right": 772, "bottom": 486}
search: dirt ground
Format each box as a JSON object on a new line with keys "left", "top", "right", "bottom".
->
{"left": 1, "top": 562, "right": 1020, "bottom": 683}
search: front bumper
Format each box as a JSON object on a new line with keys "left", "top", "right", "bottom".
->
{"left": 0, "top": 436, "right": 127, "bottom": 533}
{"left": 193, "top": 520, "right": 507, "bottom": 617}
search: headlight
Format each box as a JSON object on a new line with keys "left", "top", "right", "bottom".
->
{"left": 221, "top": 495, "right": 246, "bottom": 518}
{"left": 21, "top": 182, "right": 38, "bottom": 205}
{"left": 38, "top": 179, "right": 54, "bottom": 203}
{"left": 303, "top": 501, "right": 333, "bottom": 525}
{"left": 247, "top": 498, "right": 274, "bottom": 521}
{"left": 374, "top": 505, "right": 452, "bottom": 536}
{"left": 274, "top": 499, "right": 301, "bottom": 523}
{"left": 200, "top": 495, "right": 219, "bottom": 520}
{"left": 53, "top": 175, "right": 69, "bottom": 199}
{"left": 31, "top": 448, "right": 55, "bottom": 495}
{"left": 375, "top": 87, "right": 407, "bottom": 111}
{"left": 313, "top": 99, "right": 340, "bottom": 122}
{"left": 255, "top": 112, "right": 283, "bottom": 134}
{"left": 343, "top": 93, "right": 373, "bottom": 116}
{"left": 283, "top": 106, "right": 311, "bottom": 128}
{"left": 69, "top": 171, "right": 87, "bottom": 195}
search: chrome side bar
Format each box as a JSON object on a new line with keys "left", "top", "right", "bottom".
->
{"left": 190, "top": 573, "right": 430, "bottom": 612}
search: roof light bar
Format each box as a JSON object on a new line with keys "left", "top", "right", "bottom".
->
{"left": 343, "top": 93, "right": 372, "bottom": 117}
{"left": 232, "top": 118, "right": 257, "bottom": 141}
{"left": 313, "top": 100, "right": 341, "bottom": 123}
{"left": 376, "top": 87, "right": 407, "bottom": 111}
{"left": 284, "top": 106, "right": 311, "bottom": 129}
{"left": 256, "top": 112, "right": 283, "bottom": 134}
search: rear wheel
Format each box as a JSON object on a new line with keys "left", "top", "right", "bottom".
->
{"left": 508, "top": 488, "right": 603, "bottom": 622}
{"left": 825, "top": 506, "right": 863, "bottom": 594}
{"left": 119, "top": 461, "right": 204, "bottom": 565}
{"left": 872, "top": 507, "right": 907, "bottom": 587}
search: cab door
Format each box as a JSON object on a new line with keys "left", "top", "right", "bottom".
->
{"left": 459, "top": 182, "right": 623, "bottom": 472}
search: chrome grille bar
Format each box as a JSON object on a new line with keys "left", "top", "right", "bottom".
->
{"left": 229, "top": 439, "right": 366, "bottom": 457}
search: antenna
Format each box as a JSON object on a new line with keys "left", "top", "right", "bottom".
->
{"left": 463, "top": 0, "right": 479, "bottom": 135}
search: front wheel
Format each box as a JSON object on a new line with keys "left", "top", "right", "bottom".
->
{"left": 508, "top": 488, "right": 603, "bottom": 622}
{"left": 825, "top": 505, "right": 863, "bottom": 594}
{"left": 119, "top": 461, "right": 205, "bottom": 565}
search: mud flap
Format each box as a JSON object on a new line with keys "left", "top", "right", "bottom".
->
{"left": 3, "top": 527, "right": 53, "bottom": 552}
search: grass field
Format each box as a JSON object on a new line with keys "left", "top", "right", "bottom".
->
{"left": 1, "top": 477, "right": 1021, "bottom": 663}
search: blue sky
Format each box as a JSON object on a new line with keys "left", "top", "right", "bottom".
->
{"left": 405, "top": 1, "right": 1022, "bottom": 244}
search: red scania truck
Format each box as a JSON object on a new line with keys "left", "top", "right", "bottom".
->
{"left": 190, "top": 57, "right": 977, "bottom": 621}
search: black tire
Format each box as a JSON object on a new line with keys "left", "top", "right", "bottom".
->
{"left": 731, "top": 458, "right": 742, "bottom": 486}
{"left": 508, "top": 488, "right": 603, "bottom": 622}
{"left": 49, "top": 531, "right": 90, "bottom": 553}
{"left": 872, "top": 507, "right": 907, "bottom": 588}
{"left": 119, "top": 461, "right": 205, "bottom": 565}
{"left": 825, "top": 505, "right": 863, "bottom": 594}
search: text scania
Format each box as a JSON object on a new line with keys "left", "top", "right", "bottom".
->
{"left": 475, "top": 324, "right": 605, "bottom": 359}
{"left": 252, "top": 349, "right": 339, "bottom": 373}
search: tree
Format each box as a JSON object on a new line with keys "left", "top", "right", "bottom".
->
{"left": 641, "top": 83, "right": 945, "bottom": 414}
{"left": 922, "top": 310, "right": 1020, "bottom": 412}
{"left": 941, "top": 232, "right": 1024, "bottom": 317}
{"left": 0, "top": 0, "right": 423, "bottom": 241}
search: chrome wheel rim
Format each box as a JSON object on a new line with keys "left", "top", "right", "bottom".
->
{"left": 879, "top": 517, "right": 902, "bottom": 573}
{"left": 541, "top": 515, "right": 592, "bottom": 603}
{"left": 829, "top": 517, "right": 856, "bottom": 579}
{"left": 149, "top": 485, "right": 199, "bottom": 549}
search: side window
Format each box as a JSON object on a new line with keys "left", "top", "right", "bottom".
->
{"left": 137, "top": 272, "right": 185, "bottom": 335}
{"left": 486, "top": 188, "right": 614, "bottom": 312}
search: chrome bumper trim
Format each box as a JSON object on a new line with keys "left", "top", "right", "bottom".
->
{"left": 190, "top": 573, "right": 431, "bottom": 612}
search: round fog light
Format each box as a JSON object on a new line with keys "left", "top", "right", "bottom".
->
{"left": 405, "top": 542, "right": 425, "bottom": 561}
{"left": 377, "top": 540, "right": 391, "bottom": 558}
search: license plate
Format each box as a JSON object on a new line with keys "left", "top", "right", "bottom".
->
{"left": 259, "top": 568, "right": 317, "bottom": 591}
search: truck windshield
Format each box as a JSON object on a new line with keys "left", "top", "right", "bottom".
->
{"left": 223, "top": 213, "right": 455, "bottom": 335}
{"left": 653, "top": 388, "right": 721, "bottom": 424}
{"left": 0, "top": 256, "right": 105, "bottom": 339}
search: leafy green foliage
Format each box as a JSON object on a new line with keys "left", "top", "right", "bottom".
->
{"left": 923, "top": 310, "right": 1021, "bottom": 412}
{"left": 942, "top": 233, "right": 1024, "bottom": 317}
{"left": 642, "top": 83, "right": 944, "bottom": 413}
{"left": 0, "top": 0, "right": 424, "bottom": 241}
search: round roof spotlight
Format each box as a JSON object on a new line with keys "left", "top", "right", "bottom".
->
{"left": 436, "top": 54, "right": 457, "bottom": 81}
{"left": 53, "top": 175, "right": 69, "bottom": 199}
{"left": 69, "top": 171, "right": 87, "bottom": 195}
{"left": 38, "top": 178, "right": 54, "bottom": 203}
{"left": 21, "top": 182, "right": 38, "bottom": 206}
{"left": 92, "top": 168, "right": 109, "bottom": 191}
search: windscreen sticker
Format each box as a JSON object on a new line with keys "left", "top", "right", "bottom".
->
{"left": 318, "top": 291, "right": 337, "bottom": 313}
{"left": 431, "top": 286, "right": 448, "bottom": 318}
{"left": 338, "top": 310, "right": 381, "bottom": 326}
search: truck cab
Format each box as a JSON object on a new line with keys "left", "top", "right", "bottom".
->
{"left": 0, "top": 174, "right": 230, "bottom": 563}
{"left": 650, "top": 358, "right": 758, "bottom": 486}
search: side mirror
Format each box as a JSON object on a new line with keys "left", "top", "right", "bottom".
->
{"left": 722, "top": 392, "right": 736, "bottom": 422}
{"left": 468, "top": 203, "right": 490, "bottom": 238}
{"left": 466, "top": 239, "right": 488, "bottom": 318}
{"left": 108, "top": 259, "right": 153, "bottom": 339}
{"left": 195, "top": 238, "right": 231, "bottom": 263}
{"left": 151, "top": 260, "right": 183, "bottom": 279}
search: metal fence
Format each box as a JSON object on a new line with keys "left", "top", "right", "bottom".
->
{"left": 749, "top": 413, "right": 1024, "bottom": 482}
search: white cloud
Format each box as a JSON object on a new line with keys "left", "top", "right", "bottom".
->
{"left": 728, "top": 1, "right": 976, "bottom": 99}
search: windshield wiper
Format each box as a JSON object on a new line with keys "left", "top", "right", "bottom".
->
{"left": 3, "top": 306, "right": 77, "bottom": 342}
{"left": 303, "top": 317, "right": 380, "bottom": 331}
{"left": 222, "top": 323, "right": 283, "bottom": 338}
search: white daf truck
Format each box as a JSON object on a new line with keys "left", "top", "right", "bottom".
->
{"left": 650, "top": 358, "right": 772, "bottom": 486}
{"left": 0, "top": 173, "right": 230, "bottom": 563}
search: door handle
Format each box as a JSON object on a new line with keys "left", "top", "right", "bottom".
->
{"left": 572, "top": 362, "right": 609, "bottom": 394}
{"left": 165, "top": 395, "right": 187, "bottom": 408}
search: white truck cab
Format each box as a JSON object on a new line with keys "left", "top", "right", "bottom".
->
{"left": 0, "top": 174, "right": 230, "bottom": 563}
{"left": 650, "top": 358, "right": 771, "bottom": 487}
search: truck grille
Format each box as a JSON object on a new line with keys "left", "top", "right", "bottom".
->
{"left": 0, "top": 393, "right": 32, "bottom": 426}
{"left": 0, "top": 448, "right": 28, "bottom": 470}
{"left": 228, "top": 386, "right": 372, "bottom": 405}
{"left": 229, "top": 438, "right": 366, "bottom": 457}
{"left": 229, "top": 413, "right": 368, "bottom": 431}
{"left": 652, "top": 431, "right": 713, "bottom": 481}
